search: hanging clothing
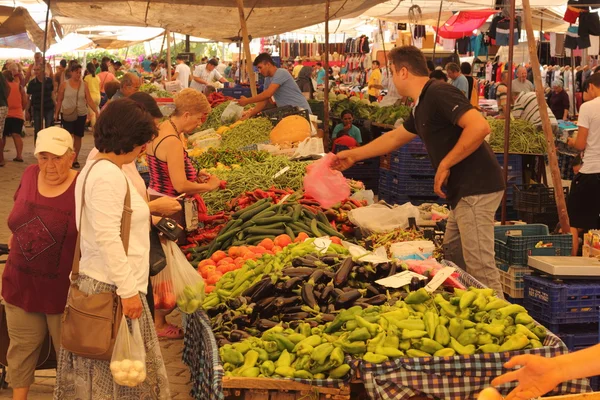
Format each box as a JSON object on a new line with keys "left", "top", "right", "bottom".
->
{"left": 486, "top": 63, "right": 493, "bottom": 81}
{"left": 550, "top": 33, "right": 557, "bottom": 57}
{"left": 590, "top": 35, "right": 600, "bottom": 54}
{"left": 457, "top": 37, "right": 471, "bottom": 54}
{"left": 555, "top": 34, "right": 566, "bottom": 56}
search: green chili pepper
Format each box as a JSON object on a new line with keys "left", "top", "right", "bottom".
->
{"left": 293, "top": 354, "right": 311, "bottom": 371}
{"left": 348, "top": 327, "right": 371, "bottom": 342}
{"left": 406, "top": 349, "right": 432, "bottom": 358}
{"left": 293, "top": 370, "right": 313, "bottom": 379}
{"left": 287, "top": 333, "right": 307, "bottom": 344}
{"left": 497, "top": 305, "right": 527, "bottom": 319}
{"left": 434, "top": 325, "right": 451, "bottom": 346}
{"left": 405, "top": 288, "right": 430, "bottom": 304}
{"left": 356, "top": 315, "right": 380, "bottom": 337}
{"left": 363, "top": 352, "right": 389, "bottom": 363}
{"left": 454, "top": 288, "right": 467, "bottom": 297}
{"left": 450, "top": 296, "right": 461, "bottom": 306}
{"left": 220, "top": 347, "right": 244, "bottom": 365}
{"left": 255, "top": 347, "right": 269, "bottom": 362}
{"left": 439, "top": 316, "right": 449, "bottom": 327}
{"left": 472, "top": 294, "right": 488, "bottom": 311}
{"left": 449, "top": 318, "right": 464, "bottom": 339}
{"left": 424, "top": 311, "right": 439, "bottom": 340}
{"left": 504, "top": 326, "right": 517, "bottom": 336}
{"left": 296, "top": 322, "right": 312, "bottom": 338}
{"left": 345, "top": 320, "right": 358, "bottom": 331}
{"left": 382, "top": 309, "right": 410, "bottom": 321}
{"left": 478, "top": 344, "right": 501, "bottom": 353}
{"left": 459, "top": 308, "right": 473, "bottom": 320}
{"left": 232, "top": 341, "right": 252, "bottom": 355}
{"left": 389, "top": 319, "right": 426, "bottom": 331}
{"left": 269, "top": 334, "right": 295, "bottom": 352}
{"left": 515, "top": 312, "right": 534, "bottom": 325}
{"left": 240, "top": 367, "right": 260, "bottom": 377}
{"left": 383, "top": 334, "right": 400, "bottom": 349}
{"left": 434, "top": 348, "right": 456, "bottom": 357}
{"left": 293, "top": 335, "right": 322, "bottom": 352}
{"left": 325, "top": 306, "right": 362, "bottom": 333}
{"left": 485, "top": 299, "right": 510, "bottom": 311}
{"left": 530, "top": 339, "right": 543, "bottom": 349}
{"left": 440, "top": 302, "right": 458, "bottom": 318}
{"left": 275, "top": 366, "right": 296, "bottom": 378}
{"left": 275, "top": 349, "right": 292, "bottom": 368}
{"left": 311, "top": 343, "right": 334, "bottom": 364}
{"left": 328, "top": 364, "right": 351, "bottom": 379}
{"left": 482, "top": 323, "right": 506, "bottom": 338}
{"left": 457, "top": 329, "right": 479, "bottom": 346}
{"left": 314, "top": 373, "right": 326, "bottom": 379}
{"left": 268, "top": 350, "right": 282, "bottom": 361}
{"left": 340, "top": 340, "right": 367, "bottom": 355}
{"left": 416, "top": 338, "right": 444, "bottom": 355}
{"left": 499, "top": 333, "right": 530, "bottom": 352}
{"left": 399, "top": 340, "right": 411, "bottom": 351}
{"left": 263, "top": 340, "right": 279, "bottom": 353}
{"left": 515, "top": 324, "right": 540, "bottom": 340}
{"left": 474, "top": 311, "right": 488, "bottom": 322}
{"left": 330, "top": 347, "right": 345, "bottom": 367}
{"left": 462, "top": 320, "right": 477, "bottom": 329}
{"left": 402, "top": 329, "right": 428, "bottom": 340}
{"left": 532, "top": 326, "right": 547, "bottom": 341}
{"left": 375, "top": 345, "right": 405, "bottom": 358}
{"left": 477, "top": 333, "right": 495, "bottom": 346}
{"left": 449, "top": 338, "right": 476, "bottom": 355}
{"left": 367, "top": 332, "right": 386, "bottom": 353}
{"left": 410, "top": 303, "right": 428, "bottom": 313}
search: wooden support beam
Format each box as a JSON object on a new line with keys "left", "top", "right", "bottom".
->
{"left": 236, "top": 0, "right": 257, "bottom": 97}
{"left": 323, "top": 0, "right": 330, "bottom": 149}
{"left": 522, "top": 0, "right": 571, "bottom": 234}
{"left": 166, "top": 29, "right": 172, "bottom": 80}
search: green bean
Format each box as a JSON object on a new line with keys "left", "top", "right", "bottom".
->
{"left": 487, "top": 118, "right": 547, "bottom": 154}
{"left": 220, "top": 117, "right": 272, "bottom": 150}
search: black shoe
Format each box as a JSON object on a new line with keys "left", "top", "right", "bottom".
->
{"left": 72, "top": 161, "right": 80, "bottom": 169}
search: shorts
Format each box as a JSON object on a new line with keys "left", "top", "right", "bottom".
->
{"left": 61, "top": 115, "right": 86, "bottom": 137}
{"left": 3, "top": 117, "right": 24, "bottom": 137}
{"left": 567, "top": 172, "right": 600, "bottom": 230}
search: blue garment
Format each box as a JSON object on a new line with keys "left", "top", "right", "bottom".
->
{"left": 472, "top": 34, "right": 487, "bottom": 57}
{"left": 141, "top": 59, "right": 152, "bottom": 73}
{"left": 451, "top": 75, "right": 469, "bottom": 98}
{"left": 316, "top": 68, "right": 326, "bottom": 85}
{"left": 332, "top": 123, "right": 362, "bottom": 143}
{"left": 264, "top": 68, "right": 311, "bottom": 113}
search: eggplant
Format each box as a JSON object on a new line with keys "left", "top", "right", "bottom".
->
{"left": 306, "top": 321, "right": 319, "bottom": 328}
{"left": 320, "top": 284, "right": 334, "bottom": 303}
{"left": 320, "top": 313, "right": 336, "bottom": 322}
{"left": 274, "top": 296, "right": 301, "bottom": 309}
{"left": 231, "top": 314, "right": 251, "bottom": 328}
{"left": 282, "top": 267, "right": 315, "bottom": 278}
{"left": 320, "top": 305, "right": 328, "bottom": 313}
{"left": 387, "top": 262, "right": 398, "bottom": 277}
{"left": 334, "top": 257, "right": 355, "bottom": 287}
{"left": 222, "top": 310, "right": 236, "bottom": 322}
{"left": 229, "top": 330, "right": 252, "bottom": 342}
{"left": 354, "top": 301, "right": 371, "bottom": 309}
{"left": 301, "top": 283, "right": 318, "bottom": 309}
{"left": 366, "top": 284, "right": 381, "bottom": 297}
{"left": 275, "top": 281, "right": 286, "bottom": 291}
{"left": 216, "top": 336, "right": 231, "bottom": 347}
{"left": 320, "top": 256, "right": 339, "bottom": 266}
{"left": 256, "top": 319, "right": 279, "bottom": 331}
{"left": 206, "top": 303, "right": 227, "bottom": 318}
{"left": 283, "top": 276, "right": 304, "bottom": 291}
{"left": 256, "top": 296, "right": 276, "bottom": 309}
{"left": 315, "top": 283, "right": 326, "bottom": 292}
{"left": 281, "top": 312, "right": 310, "bottom": 322}
{"left": 322, "top": 270, "right": 335, "bottom": 279}
{"left": 281, "top": 305, "right": 305, "bottom": 314}
{"left": 363, "top": 294, "right": 387, "bottom": 305}
{"left": 342, "top": 286, "right": 355, "bottom": 293}
{"left": 332, "top": 288, "right": 344, "bottom": 298}
{"left": 309, "top": 269, "right": 326, "bottom": 284}
{"left": 335, "top": 289, "right": 362, "bottom": 308}
{"left": 326, "top": 303, "right": 336, "bottom": 313}
{"left": 291, "top": 256, "right": 319, "bottom": 268}
{"left": 250, "top": 278, "right": 276, "bottom": 302}
{"left": 226, "top": 296, "right": 248, "bottom": 310}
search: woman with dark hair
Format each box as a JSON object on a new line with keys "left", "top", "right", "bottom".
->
{"left": 54, "top": 98, "right": 171, "bottom": 399}
{"left": 55, "top": 64, "right": 99, "bottom": 168}
{"left": 460, "top": 61, "right": 479, "bottom": 107}
{"left": 430, "top": 69, "right": 448, "bottom": 82}
{"left": 1, "top": 69, "right": 26, "bottom": 164}
{"left": 98, "top": 62, "right": 117, "bottom": 108}
{"left": 84, "top": 62, "right": 101, "bottom": 129}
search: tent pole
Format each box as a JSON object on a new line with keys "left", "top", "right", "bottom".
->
{"left": 571, "top": 55, "right": 576, "bottom": 115}
{"left": 323, "top": 0, "right": 330, "bottom": 150}
{"left": 432, "top": 0, "right": 444, "bottom": 63}
{"left": 159, "top": 32, "right": 166, "bottom": 59}
{"left": 236, "top": 0, "right": 257, "bottom": 97}
{"left": 501, "top": 0, "right": 516, "bottom": 224}
{"left": 238, "top": 40, "right": 243, "bottom": 83}
{"left": 166, "top": 29, "right": 172, "bottom": 80}
{"left": 40, "top": 0, "right": 51, "bottom": 137}
{"left": 522, "top": 0, "right": 571, "bottom": 234}
{"left": 538, "top": 12, "right": 543, "bottom": 62}
{"left": 185, "top": 35, "right": 190, "bottom": 53}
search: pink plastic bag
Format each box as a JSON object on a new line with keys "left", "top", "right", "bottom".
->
{"left": 303, "top": 153, "right": 350, "bottom": 208}
{"left": 404, "top": 259, "right": 466, "bottom": 290}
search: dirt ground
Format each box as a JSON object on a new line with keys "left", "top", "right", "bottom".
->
{"left": 0, "top": 128, "right": 193, "bottom": 399}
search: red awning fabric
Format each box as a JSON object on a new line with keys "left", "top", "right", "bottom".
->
{"left": 435, "top": 10, "right": 497, "bottom": 39}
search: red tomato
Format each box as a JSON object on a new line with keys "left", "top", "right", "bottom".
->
{"left": 162, "top": 293, "right": 176, "bottom": 309}
{"left": 199, "top": 264, "right": 216, "bottom": 279}
{"left": 294, "top": 232, "right": 309, "bottom": 243}
{"left": 205, "top": 285, "right": 216, "bottom": 294}
{"left": 198, "top": 259, "right": 216, "bottom": 268}
{"left": 271, "top": 245, "right": 283, "bottom": 253}
{"left": 217, "top": 257, "right": 234, "bottom": 266}
{"left": 274, "top": 234, "right": 292, "bottom": 248}
{"left": 234, "top": 257, "right": 245, "bottom": 266}
{"left": 228, "top": 246, "right": 242, "bottom": 258}
{"left": 153, "top": 293, "right": 163, "bottom": 309}
{"left": 243, "top": 252, "right": 257, "bottom": 260}
{"left": 259, "top": 238, "right": 275, "bottom": 251}
{"left": 206, "top": 271, "right": 223, "bottom": 285}
{"left": 253, "top": 246, "right": 267, "bottom": 255}
{"left": 216, "top": 265, "right": 229, "bottom": 274}
{"left": 331, "top": 236, "right": 342, "bottom": 245}
{"left": 211, "top": 250, "right": 227, "bottom": 263}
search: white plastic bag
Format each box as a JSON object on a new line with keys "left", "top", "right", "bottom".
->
{"left": 110, "top": 316, "right": 146, "bottom": 387}
{"left": 150, "top": 266, "right": 176, "bottom": 311}
{"left": 221, "top": 102, "right": 244, "bottom": 124}
{"left": 163, "top": 241, "right": 205, "bottom": 314}
{"left": 348, "top": 203, "right": 420, "bottom": 234}
{"left": 350, "top": 189, "right": 375, "bottom": 205}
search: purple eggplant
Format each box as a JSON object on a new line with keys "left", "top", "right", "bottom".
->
{"left": 250, "top": 279, "right": 276, "bottom": 302}
{"left": 283, "top": 276, "right": 304, "bottom": 291}
{"left": 334, "top": 257, "right": 355, "bottom": 287}
{"left": 335, "top": 289, "right": 362, "bottom": 308}
{"left": 282, "top": 267, "right": 315, "bottom": 278}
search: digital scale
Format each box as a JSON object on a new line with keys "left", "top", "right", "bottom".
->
{"left": 527, "top": 256, "right": 600, "bottom": 279}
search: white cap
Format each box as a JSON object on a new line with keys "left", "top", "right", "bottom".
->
{"left": 34, "top": 127, "right": 74, "bottom": 156}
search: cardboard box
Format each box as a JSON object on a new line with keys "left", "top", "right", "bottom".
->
{"left": 423, "top": 32, "right": 435, "bottom": 49}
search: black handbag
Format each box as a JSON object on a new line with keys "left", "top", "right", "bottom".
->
{"left": 149, "top": 227, "right": 167, "bottom": 276}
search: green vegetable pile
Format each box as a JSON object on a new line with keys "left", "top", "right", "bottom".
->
{"left": 220, "top": 117, "right": 273, "bottom": 150}
{"left": 201, "top": 101, "right": 232, "bottom": 131}
{"left": 201, "top": 156, "right": 311, "bottom": 213}
{"left": 327, "top": 94, "right": 412, "bottom": 125}
{"left": 487, "top": 118, "right": 547, "bottom": 154}
{"left": 191, "top": 148, "right": 272, "bottom": 170}
{"left": 139, "top": 83, "right": 172, "bottom": 98}
{"left": 371, "top": 105, "right": 412, "bottom": 125}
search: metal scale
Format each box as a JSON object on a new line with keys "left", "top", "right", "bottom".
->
{"left": 528, "top": 256, "right": 600, "bottom": 279}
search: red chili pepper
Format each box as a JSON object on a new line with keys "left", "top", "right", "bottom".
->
{"left": 331, "top": 220, "right": 337, "bottom": 230}
{"left": 349, "top": 199, "right": 363, "bottom": 208}
{"left": 186, "top": 253, "right": 193, "bottom": 260}
{"left": 219, "top": 180, "right": 227, "bottom": 190}
{"left": 181, "top": 244, "right": 197, "bottom": 250}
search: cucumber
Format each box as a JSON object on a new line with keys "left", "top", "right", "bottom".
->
{"left": 239, "top": 201, "right": 272, "bottom": 221}
{"left": 246, "top": 227, "right": 283, "bottom": 235}
{"left": 285, "top": 225, "right": 296, "bottom": 241}
{"left": 317, "top": 221, "right": 344, "bottom": 239}
{"left": 292, "top": 205, "right": 302, "bottom": 222}
{"left": 253, "top": 209, "right": 277, "bottom": 220}
{"left": 310, "top": 219, "right": 322, "bottom": 237}
{"left": 231, "top": 198, "right": 269, "bottom": 218}
{"left": 316, "top": 211, "right": 330, "bottom": 225}
{"left": 246, "top": 235, "right": 276, "bottom": 245}
{"left": 290, "top": 221, "right": 312, "bottom": 232}
{"left": 216, "top": 227, "right": 242, "bottom": 244}
{"left": 254, "top": 216, "right": 293, "bottom": 225}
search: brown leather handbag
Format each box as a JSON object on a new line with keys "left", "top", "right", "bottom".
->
{"left": 60, "top": 159, "right": 131, "bottom": 361}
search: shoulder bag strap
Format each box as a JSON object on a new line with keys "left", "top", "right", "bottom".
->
{"left": 71, "top": 159, "right": 132, "bottom": 284}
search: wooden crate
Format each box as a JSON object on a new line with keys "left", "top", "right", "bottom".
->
{"left": 222, "top": 377, "right": 350, "bottom": 400}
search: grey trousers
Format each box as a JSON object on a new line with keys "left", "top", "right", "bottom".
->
{"left": 443, "top": 191, "right": 505, "bottom": 298}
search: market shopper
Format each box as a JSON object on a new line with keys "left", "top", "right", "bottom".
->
{"left": 27, "top": 65, "right": 55, "bottom": 142}
{"left": 548, "top": 80, "right": 570, "bottom": 120}
{"left": 429, "top": 70, "right": 448, "bottom": 82}
{"left": 367, "top": 60, "right": 383, "bottom": 102}
{"left": 0, "top": 65, "right": 8, "bottom": 141}
{"left": 460, "top": 62, "right": 479, "bottom": 107}
{"left": 191, "top": 58, "right": 228, "bottom": 93}
{"left": 54, "top": 99, "right": 171, "bottom": 399}
{"left": 511, "top": 91, "right": 557, "bottom": 128}
{"left": 566, "top": 73, "right": 600, "bottom": 255}
{"left": 296, "top": 63, "right": 315, "bottom": 99}
{"left": 97, "top": 62, "right": 117, "bottom": 108}
{"left": 84, "top": 63, "right": 101, "bottom": 128}
{"left": 445, "top": 63, "right": 469, "bottom": 98}
{"left": 2, "top": 127, "right": 77, "bottom": 400}
{"left": 172, "top": 54, "right": 191, "bottom": 89}
{"left": 315, "top": 63, "right": 326, "bottom": 86}
{"left": 1, "top": 70, "right": 26, "bottom": 164}
{"left": 512, "top": 66, "right": 535, "bottom": 94}
{"left": 55, "top": 64, "right": 99, "bottom": 169}
{"left": 238, "top": 53, "right": 311, "bottom": 118}
{"left": 496, "top": 71, "right": 510, "bottom": 116}
{"left": 111, "top": 72, "right": 141, "bottom": 100}
{"left": 332, "top": 110, "right": 362, "bottom": 144}
{"left": 334, "top": 45, "right": 506, "bottom": 296}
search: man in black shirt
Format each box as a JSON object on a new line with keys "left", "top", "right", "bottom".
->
{"left": 334, "top": 46, "right": 505, "bottom": 296}
{"left": 27, "top": 65, "right": 55, "bottom": 142}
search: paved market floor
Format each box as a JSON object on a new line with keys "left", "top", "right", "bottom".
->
{"left": 0, "top": 129, "right": 194, "bottom": 399}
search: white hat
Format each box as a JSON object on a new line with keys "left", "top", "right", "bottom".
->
{"left": 34, "top": 127, "right": 74, "bottom": 156}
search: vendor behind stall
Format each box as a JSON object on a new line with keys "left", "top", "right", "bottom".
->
{"left": 566, "top": 74, "right": 600, "bottom": 255}
{"left": 548, "top": 80, "right": 570, "bottom": 120}
{"left": 238, "top": 53, "right": 311, "bottom": 118}
{"left": 332, "top": 110, "right": 363, "bottom": 144}
{"left": 512, "top": 90, "right": 557, "bottom": 129}
{"left": 334, "top": 45, "right": 505, "bottom": 296}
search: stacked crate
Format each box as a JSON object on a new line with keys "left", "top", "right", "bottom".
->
{"left": 494, "top": 154, "right": 523, "bottom": 220}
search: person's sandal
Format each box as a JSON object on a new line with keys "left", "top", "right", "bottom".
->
{"left": 156, "top": 324, "right": 183, "bottom": 339}
{"left": 13, "top": 158, "right": 23, "bottom": 162}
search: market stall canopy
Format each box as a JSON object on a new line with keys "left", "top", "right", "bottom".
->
{"left": 48, "top": 0, "right": 385, "bottom": 42}
{"left": 67, "top": 26, "right": 164, "bottom": 49}
{"left": 0, "top": 6, "right": 56, "bottom": 50}
{"left": 435, "top": 9, "right": 496, "bottom": 39}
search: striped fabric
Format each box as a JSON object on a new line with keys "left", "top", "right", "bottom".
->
{"left": 512, "top": 92, "right": 557, "bottom": 127}
{"left": 147, "top": 135, "right": 198, "bottom": 197}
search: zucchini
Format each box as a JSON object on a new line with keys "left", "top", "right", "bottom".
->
{"left": 216, "top": 227, "right": 242, "bottom": 244}
{"left": 253, "top": 209, "right": 277, "bottom": 220}
{"left": 254, "top": 216, "right": 293, "bottom": 225}
{"left": 231, "top": 198, "right": 269, "bottom": 218}
{"left": 246, "top": 227, "right": 284, "bottom": 235}
{"left": 290, "top": 221, "right": 312, "bottom": 232}
{"left": 292, "top": 205, "right": 302, "bottom": 222}
{"left": 316, "top": 211, "right": 330, "bottom": 225}
{"left": 310, "top": 219, "right": 322, "bottom": 237}
{"left": 316, "top": 221, "right": 344, "bottom": 239}
{"left": 239, "top": 202, "right": 271, "bottom": 221}
{"left": 285, "top": 225, "right": 296, "bottom": 241}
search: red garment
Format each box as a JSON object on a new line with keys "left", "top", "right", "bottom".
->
{"left": 332, "top": 135, "right": 359, "bottom": 153}
{"left": 2, "top": 165, "right": 78, "bottom": 314}
{"left": 435, "top": 10, "right": 497, "bottom": 39}
{"left": 496, "top": 63, "right": 504, "bottom": 83}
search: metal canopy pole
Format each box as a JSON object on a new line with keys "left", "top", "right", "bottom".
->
{"left": 501, "top": 0, "right": 516, "bottom": 224}
{"left": 323, "top": 0, "right": 330, "bottom": 150}
{"left": 159, "top": 31, "right": 167, "bottom": 59}
{"left": 39, "top": 0, "right": 51, "bottom": 138}
{"left": 432, "top": 0, "right": 444, "bottom": 63}
{"left": 522, "top": 0, "right": 571, "bottom": 234}
{"left": 166, "top": 29, "right": 172, "bottom": 80}
{"left": 236, "top": 0, "right": 257, "bottom": 97}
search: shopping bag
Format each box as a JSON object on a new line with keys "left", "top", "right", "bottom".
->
{"left": 220, "top": 102, "right": 244, "bottom": 124}
{"left": 150, "top": 265, "right": 176, "bottom": 311}
{"left": 110, "top": 315, "right": 147, "bottom": 387}
{"left": 348, "top": 203, "right": 420, "bottom": 234}
{"left": 303, "top": 153, "right": 350, "bottom": 208}
{"left": 163, "top": 241, "right": 205, "bottom": 314}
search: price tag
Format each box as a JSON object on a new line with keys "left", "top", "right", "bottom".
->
{"left": 313, "top": 237, "right": 332, "bottom": 254}
{"left": 277, "top": 194, "right": 291, "bottom": 204}
{"left": 376, "top": 271, "right": 427, "bottom": 289}
{"left": 342, "top": 241, "right": 390, "bottom": 264}
{"left": 273, "top": 166, "right": 290, "bottom": 179}
{"left": 424, "top": 267, "right": 455, "bottom": 293}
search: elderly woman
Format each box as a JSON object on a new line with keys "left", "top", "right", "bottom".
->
{"left": 2, "top": 127, "right": 77, "bottom": 400}
{"left": 55, "top": 64, "right": 99, "bottom": 169}
{"left": 548, "top": 80, "right": 570, "bottom": 120}
{"left": 54, "top": 98, "right": 170, "bottom": 399}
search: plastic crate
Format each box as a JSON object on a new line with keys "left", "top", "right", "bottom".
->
{"left": 494, "top": 224, "right": 572, "bottom": 265}
{"left": 514, "top": 184, "right": 570, "bottom": 214}
{"left": 524, "top": 275, "right": 600, "bottom": 328}
{"left": 260, "top": 105, "right": 311, "bottom": 127}
{"left": 505, "top": 294, "right": 524, "bottom": 305}
{"left": 517, "top": 211, "right": 559, "bottom": 231}
{"left": 497, "top": 262, "right": 532, "bottom": 298}
{"left": 220, "top": 87, "right": 252, "bottom": 99}
{"left": 558, "top": 329, "right": 600, "bottom": 352}
{"left": 380, "top": 154, "right": 391, "bottom": 170}
{"left": 390, "top": 151, "right": 435, "bottom": 175}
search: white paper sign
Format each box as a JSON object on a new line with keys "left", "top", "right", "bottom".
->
{"left": 376, "top": 271, "right": 427, "bottom": 289}
{"left": 424, "top": 267, "right": 455, "bottom": 293}
{"left": 273, "top": 166, "right": 290, "bottom": 179}
{"left": 313, "top": 237, "right": 333, "bottom": 254}
{"left": 341, "top": 241, "right": 390, "bottom": 264}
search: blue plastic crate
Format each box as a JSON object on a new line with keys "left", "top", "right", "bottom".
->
{"left": 389, "top": 149, "right": 435, "bottom": 176}
{"left": 524, "top": 275, "right": 600, "bottom": 327}
{"left": 405, "top": 137, "right": 428, "bottom": 153}
{"left": 494, "top": 224, "right": 572, "bottom": 265}
{"left": 219, "top": 87, "right": 252, "bottom": 99}
{"left": 558, "top": 329, "right": 599, "bottom": 352}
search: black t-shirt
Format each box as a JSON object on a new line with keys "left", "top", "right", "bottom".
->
{"left": 27, "top": 77, "right": 54, "bottom": 111}
{"left": 403, "top": 80, "right": 505, "bottom": 208}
